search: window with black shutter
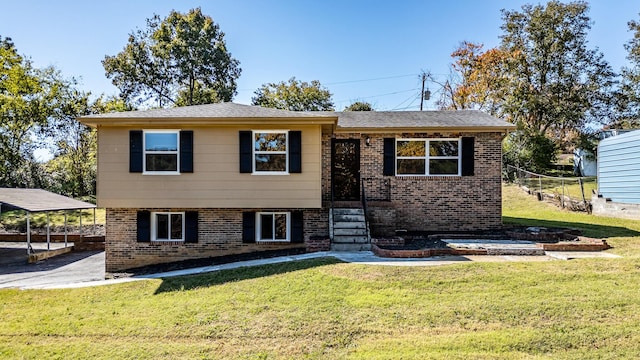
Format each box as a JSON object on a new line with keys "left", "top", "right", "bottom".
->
{"left": 383, "top": 138, "right": 395, "bottom": 176}
{"left": 136, "top": 211, "right": 150, "bottom": 242}
{"left": 239, "top": 130, "right": 302, "bottom": 174}
{"left": 130, "top": 131, "right": 143, "bottom": 173}
{"left": 461, "top": 137, "right": 475, "bottom": 176}
{"left": 291, "top": 211, "right": 304, "bottom": 243}
{"left": 130, "top": 130, "right": 193, "bottom": 174}
{"left": 180, "top": 130, "right": 194, "bottom": 173}
{"left": 242, "top": 212, "right": 256, "bottom": 243}
{"left": 185, "top": 211, "right": 198, "bottom": 243}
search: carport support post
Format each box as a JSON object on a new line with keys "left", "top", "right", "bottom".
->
{"left": 46, "top": 211, "right": 50, "bottom": 250}
{"left": 64, "top": 212, "right": 68, "bottom": 248}
{"left": 26, "top": 211, "right": 31, "bottom": 255}
{"left": 79, "top": 209, "right": 83, "bottom": 240}
{"left": 93, "top": 208, "right": 96, "bottom": 235}
{"left": 561, "top": 178, "right": 565, "bottom": 208}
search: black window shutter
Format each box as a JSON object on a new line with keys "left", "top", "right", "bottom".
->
{"left": 185, "top": 211, "right": 198, "bottom": 243}
{"left": 136, "top": 211, "right": 150, "bottom": 242}
{"left": 289, "top": 131, "right": 302, "bottom": 173}
{"left": 239, "top": 131, "right": 252, "bottom": 173}
{"left": 291, "top": 211, "right": 304, "bottom": 243}
{"left": 461, "top": 137, "right": 475, "bottom": 176}
{"left": 180, "top": 130, "right": 194, "bottom": 173}
{"left": 383, "top": 138, "right": 395, "bottom": 176}
{"left": 130, "top": 130, "right": 143, "bottom": 173}
{"left": 242, "top": 212, "right": 256, "bottom": 243}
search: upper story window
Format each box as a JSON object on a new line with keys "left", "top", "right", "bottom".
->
{"left": 396, "top": 138, "right": 461, "bottom": 176}
{"left": 144, "top": 130, "right": 179, "bottom": 174}
{"left": 253, "top": 131, "right": 288, "bottom": 174}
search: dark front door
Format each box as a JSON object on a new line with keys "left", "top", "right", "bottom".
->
{"left": 332, "top": 139, "right": 360, "bottom": 201}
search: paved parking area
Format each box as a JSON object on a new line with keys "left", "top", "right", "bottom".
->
{"left": 0, "top": 242, "right": 105, "bottom": 289}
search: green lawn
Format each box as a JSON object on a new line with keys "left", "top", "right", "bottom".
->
{"left": 515, "top": 176, "right": 597, "bottom": 201}
{"left": 0, "top": 208, "right": 105, "bottom": 230}
{"left": 1, "top": 184, "right": 640, "bottom": 359}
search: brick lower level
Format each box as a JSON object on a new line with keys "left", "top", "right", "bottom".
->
{"left": 105, "top": 208, "right": 328, "bottom": 272}
{"left": 106, "top": 199, "right": 502, "bottom": 271}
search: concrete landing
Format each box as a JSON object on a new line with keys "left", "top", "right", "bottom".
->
{"left": 443, "top": 239, "right": 546, "bottom": 255}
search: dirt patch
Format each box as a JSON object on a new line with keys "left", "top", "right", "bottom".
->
{"left": 107, "top": 248, "right": 308, "bottom": 279}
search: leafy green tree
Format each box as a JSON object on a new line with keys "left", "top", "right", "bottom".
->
{"left": 437, "top": 42, "right": 511, "bottom": 115}
{"left": 440, "top": 2, "right": 616, "bottom": 171}
{"left": 46, "top": 96, "right": 131, "bottom": 199}
{"left": 103, "top": 8, "right": 241, "bottom": 108}
{"left": 617, "top": 15, "right": 640, "bottom": 128}
{"left": 499, "top": 1, "right": 615, "bottom": 163}
{"left": 443, "top": 2, "right": 615, "bottom": 172}
{"left": 344, "top": 101, "right": 374, "bottom": 111}
{"left": 503, "top": 132, "right": 557, "bottom": 173}
{"left": 0, "top": 36, "right": 77, "bottom": 188}
{"left": 252, "top": 77, "right": 334, "bottom": 111}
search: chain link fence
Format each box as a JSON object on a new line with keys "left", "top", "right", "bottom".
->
{"left": 505, "top": 165, "right": 597, "bottom": 212}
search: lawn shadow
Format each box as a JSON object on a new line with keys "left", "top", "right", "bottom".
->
{"left": 154, "top": 257, "right": 344, "bottom": 294}
{"left": 503, "top": 216, "right": 640, "bottom": 239}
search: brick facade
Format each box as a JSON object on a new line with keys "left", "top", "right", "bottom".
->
{"left": 322, "top": 132, "right": 504, "bottom": 234}
{"left": 105, "top": 208, "right": 327, "bottom": 272}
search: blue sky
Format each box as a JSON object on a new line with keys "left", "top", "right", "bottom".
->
{"left": 2, "top": 0, "right": 639, "bottom": 111}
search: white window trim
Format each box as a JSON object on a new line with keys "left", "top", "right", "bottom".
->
{"left": 396, "top": 138, "right": 462, "bottom": 176}
{"left": 143, "top": 130, "right": 181, "bottom": 175}
{"left": 256, "top": 212, "right": 291, "bottom": 242}
{"left": 151, "top": 211, "right": 185, "bottom": 242}
{"left": 252, "top": 130, "right": 289, "bottom": 175}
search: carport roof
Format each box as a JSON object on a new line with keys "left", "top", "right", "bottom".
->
{"left": 0, "top": 188, "right": 96, "bottom": 212}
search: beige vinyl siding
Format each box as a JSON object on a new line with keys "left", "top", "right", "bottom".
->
{"left": 97, "top": 125, "right": 322, "bottom": 208}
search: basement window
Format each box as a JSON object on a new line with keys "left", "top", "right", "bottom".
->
{"left": 256, "top": 212, "right": 290, "bottom": 242}
{"left": 151, "top": 212, "right": 184, "bottom": 242}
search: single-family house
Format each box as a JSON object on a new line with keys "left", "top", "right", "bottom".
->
{"left": 573, "top": 129, "right": 635, "bottom": 177}
{"left": 79, "top": 103, "right": 515, "bottom": 272}
{"left": 597, "top": 129, "right": 640, "bottom": 204}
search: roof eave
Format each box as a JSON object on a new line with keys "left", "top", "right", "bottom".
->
{"left": 334, "top": 125, "right": 517, "bottom": 133}
{"left": 79, "top": 116, "right": 338, "bottom": 127}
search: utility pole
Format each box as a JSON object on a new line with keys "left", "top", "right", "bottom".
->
{"left": 420, "top": 72, "right": 426, "bottom": 111}
{"left": 419, "top": 71, "right": 431, "bottom": 111}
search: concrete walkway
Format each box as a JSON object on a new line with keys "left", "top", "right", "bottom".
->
{"left": 0, "top": 248, "right": 622, "bottom": 290}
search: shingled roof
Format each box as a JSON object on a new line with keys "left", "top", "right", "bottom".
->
{"left": 82, "top": 102, "right": 331, "bottom": 119}
{"left": 0, "top": 188, "right": 96, "bottom": 212}
{"left": 335, "top": 109, "right": 514, "bottom": 131}
{"left": 79, "top": 102, "right": 515, "bottom": 131}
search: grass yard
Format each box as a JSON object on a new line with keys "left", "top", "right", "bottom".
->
{"left": 516, "top": 176, "right": 597, "bottom": 201}
{"left": 1, "top": 184, "right": 640, "bottom": 359}
{"left": 0, "top": 208, "right": 105, "bottom": 230}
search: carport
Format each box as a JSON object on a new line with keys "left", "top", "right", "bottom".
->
{"left": 0, "top": 188, "right": 97, "bottom": 256}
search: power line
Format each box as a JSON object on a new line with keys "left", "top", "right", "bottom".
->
{"left": 237, "top": 72, "right": 452, "bottom": 92}
{"left": 334, "top": 88, "right": 420, "bottom": 104}
{"left": 387, "top": 92, "right": 421, "bottom": 111}
{"left": 325, "top": 74, "right": 417, "bottom": 86}
{"left": 392, "top": 95, "right": 421, "bottom": 111}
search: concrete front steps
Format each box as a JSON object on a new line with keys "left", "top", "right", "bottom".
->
{"left": 331, "top": 208, "right": 370, "bottom": 251}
